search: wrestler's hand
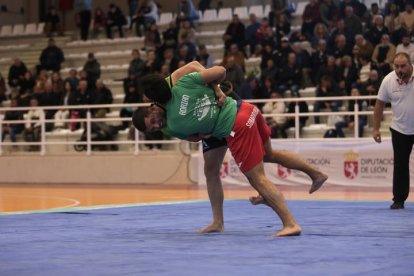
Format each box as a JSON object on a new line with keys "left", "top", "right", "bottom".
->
{"left": 211, "top": 83, "right": 226, "bottom": 107}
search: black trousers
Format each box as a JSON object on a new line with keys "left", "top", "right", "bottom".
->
{"left": 79, "top": 10, "right": 92, "bottom": 40}
{"left": 391, "top": 128, "right": 414, "bottom": 203}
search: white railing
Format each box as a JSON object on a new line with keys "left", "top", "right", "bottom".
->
{"left": 0, "top": 95, "right": 392, "bottom": 155}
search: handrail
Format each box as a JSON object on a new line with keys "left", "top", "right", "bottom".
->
{"left": 0, "top": 95, "right": 392, "bottom": 155}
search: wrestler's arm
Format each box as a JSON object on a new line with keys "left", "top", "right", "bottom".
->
{"left": 170, "top": 61, "right": 206, "bottom": 85}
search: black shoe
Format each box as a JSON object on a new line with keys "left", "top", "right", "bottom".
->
{"left": 390, "top": 202, "right": 405, "bottom": 209}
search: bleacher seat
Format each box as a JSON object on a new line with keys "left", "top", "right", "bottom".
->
{"left": 264, "top": 4, "right": 271, "bottom": 17}
{"left": 217, "top": 8, "right": 232, "bottom": 21}
{"left": 0, "top": 25, "right": 13, "bottom": 37}
{"left": 159, "top": 12, "right": 174, "bottom": 25}
{"left": 201, "top": 9, "right": 217, "bottom": 22}
{"left": 24, "top": 23, "right": 37, "bottom": 35}
{"left": 36, "top": 22, "right": 45, "bottom": 35}
{"left": 248, "top": 5, "right": 264, "bottom": 18}
{"left": 233, "top": 6, "right": 248, "bottom": 19}
{"left": 12, "top": 24, "right": 25, "bottom": 36}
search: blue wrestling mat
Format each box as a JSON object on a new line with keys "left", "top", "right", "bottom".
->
{"left": 1, "top": 200, "right": 413, "bottom": 276}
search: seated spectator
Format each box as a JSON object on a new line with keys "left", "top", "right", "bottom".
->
{"left": 18, "top": 71, "right": 36, "bottom": 99}
{"left": 38, "top": 38, "right": 65, "bottom": 73}
{"left": 237, "top": 77, "right": 261, "bottom": 100}
{"left": 262, "top": 76, "right": 277, "bottom": 99}
{"left": 352, "top": 34, "right": 374, "bottom": 61}
{"left": 396, "top": 33, "right": 414, "bottom": 62}
{"left": 311, "top": 39, "right": 329, "bottom": 84}
{"left": 54, "top": 81, "right": 73, "bottom": 129}
{"left": 161, "top": 21, "right": 179, "bottom": 50}
{"left": 176, "top": 0, "right": 199, "bottom": 27}
{"left": 83, "top": 53, "right": 101, "bottom": 87}
{"left": 198, "top": 0, "right": 211, "bottom": 13}
{"left": 281, "top": 94, "right": 309, "bottom": 138}
{"left": 330, "top": 34, "right": 353, "bottom": 62}
{"left": 260, "top": 26, "right": 277, "bottom": 49}
{"left": 262, "top": 92, "right": 287, "bottom": 138}
{"left": 292, "top": 42, "right": 312, "bottom": 87}
{"left": 196, "top": 44, "right": 214, "bottom": 68}
{"left": 92, "top": 8, "right": 107, "bottom": 38}
{"left": 365, "top": 15, "right": 389, "bottom": 46}
{"left": 92, "top": 80, "right": 113, "bottom": 118}
{"left": 260, "top": 59, "right": 278, "bottom": 84}
{"left": 338, "top": 55, "right": 358, "bottom": 95}
{"left": 276, "top": 52, "right": 302, "bottom": 97}
{"left": 8, "top": 58, "right": 27, "bottom": 89}
{"left": 160, "top": 47, "right": 179, "bottom": 74}
{"left": 222, "top": 55, "right": 245, "bottom": 91}
{"left": 51, "top": 72, "right": 64, "bottom": 95}
{"left": 44, "top": 6, "right": 64, "bottom": 36}
{"left": 343, "top": 6, "right": 363, "bottom": 39}
{"left": 327, "top": 19, "right": 350, "bottom": 50}
{"left": 144, "top": 23, "right": 162, "bottom": 51}
{"left": 226, "top": 43, "right": 246, "bottom": 72}
{"left": 64, "top": 69, "right": 80, "bottom": 90}
{"left": 106, "top": 3, "right": 127, "bottom": 39}
{"left": 24, "top": 98, "right": 44, "bottom": 151}
{"left": 301, "top": 0, "right": 321, "bottom": 40}
{"left": 142, "top": 49, "right": 160, "bottom": 75}
{"left": 399, "top": 3, "right": 414, "bottom": 38}
{"left": 1, "top": 99, "right": 24, "bottom": 146}
{"left": 68, "top": 79, "right": 94, "bottom": 129}
{"left": 372, "top": 34, "right": 396, "bottom": 76}
{"left": 128, "top": 49, "right": 145, "bottom": 78}
{"left": 313, "top": 75, "right": 342, "bottom": 124}
{"left": 274, "top": 14, "right": 291, "bottom": 45}
{"left": 223, "top": 14, "right": 245, "bottom": 51}
{"left": 272, "top": 36, "right": 293, "bottom": 66}
{"left": 120, "top": 83, "right": 142, "bottom": 129}
{"left": 319, "top": 0, "right": 339, "bottom": 30}
{"left": 384, "top": 3, "right": 401, "bottom": 45}
{"left": 245, "top": 13, "right": 261, "bottom": 56}
{"left": 316, "top": 55, "right": 342, "bottom": 84}
{"left": 37, "top": 82, "right": 61, "bottom": 131}
{"left": 0, "top": 73, "right": 6, "bottom": 103}
{"left": 356, "top": 55, "right": 376, "bottom": 86}
{"left": 360, "top": 69, "right": 381, "bottom": 107}
{"left": 310, "top": 23, "right": 329, "bottom": 49}
{"left": 134, "top": 0, "right": 159, "bottom": 37}
{"left": 335, "top": 88, "right": 367, "bottom": 137}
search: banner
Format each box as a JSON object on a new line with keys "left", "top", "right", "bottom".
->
{"left": 196, "top": 139, "right": 414, "bottom": 187}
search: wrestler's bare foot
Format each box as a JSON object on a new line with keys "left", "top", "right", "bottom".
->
{"left": 273, "top": 224, "right": 302, "bottom": 237}
{"left": 197, "top": 223, "right": 224, "bottom": 233}
{"left": 309, "top": 172, "right": 328, "bottom": 194}
{"left": 249, "top": 195, "right": 269, "bottom": 206}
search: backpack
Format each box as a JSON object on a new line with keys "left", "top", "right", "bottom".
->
{"left": 323, "top": 129, "right": 338, "bottom": 138}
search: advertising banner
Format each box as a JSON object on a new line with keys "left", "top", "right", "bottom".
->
{"left": 197, "top": 140, "right": 414, "bottom": 187}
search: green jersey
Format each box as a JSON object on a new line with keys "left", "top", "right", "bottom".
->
{"left": 165, "top": 72, "right": 237, "bottom": 139}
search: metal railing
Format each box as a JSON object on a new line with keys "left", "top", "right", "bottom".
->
{"left": 0, "top": 95, "right": 392, "bottom": 155}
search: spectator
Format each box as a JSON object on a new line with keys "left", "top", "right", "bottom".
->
{"left": 372, "top": 34, "right": 396, "bottom": 76}
{"left": 343, "top": 6, "right": 363, "bottom": 39}
{"left": 272, "top": 36, "right": 293, "bottom": 66}
{"left": 160, "top": 47, "right": 179, "bottom": 74}
{"left": 127, "top": 0, "right": 139, "bottom": 30}
{"left": 255, "top": 17, "right": 270, "bottom": 44}
{"left": 365, "top": 15, "right": 389, "bottom": 46}
{"left": 245, "top": 13, "right": 261, "bottom": 56}
{"left": 338, "top": 55, "right": 359, "bottom": 95}
{"left": 311, "top": 39, "right": 329, "bottom": 84}
{"left": 327, "top": 19, "right": 350, "bottom": 50}
{"left": 262, "top": 76, "right": 277, "bottom": 99}
{"left": 292, "top": 42, "right": 312, "bottom": 87}
{"left": 356, "top": 55, "right": 376, "bottom": 85}
{"left": 1, "top": 99, "right": 24, "bottom": 147}
{"left": 8, "top": 58, "right": 27, "bottom": 88}
{"left": 262, "top": 92, "right": 287, "bottom": 138}
{"left": 0, "top": 73, "right": 6, "bottom": 103}
{"left": 276, "top": 52, "right": 302, "bottom": 97}
{"left": 365, "top": 3, "right": 383, "bottom": 30}
{"left": 352, "top": 34, "right": 374, "bottom": 61}
{"left": 313, "top": 75, "right": 342, "bottom": 124}
{"left": 161, "top": 21, "right": 179, "bottom": 50}
{"left": 128, "top": 49, "right": 145, "bottom": 78}
{"left": 92, "top": 80, "right": 113, "bottom": 118}
{"left": 134, "top": 0, "right": 159, "bottom": 37}
{"left": 144, "top": 22, "right": 162, "bottom": 51}
{"left": 38, "top": 38, "right": 65, "bottom": 73}
{"left": 260, "top": 59, "right": 278, "bottom": 84}
{"left": 92, "top": 8, "right": 107, "bottom": 38}
{"left": 196, "top": 44, "right": 214, "bottom": 68}
{"left": 64, "top": 69, "right": 80, "bottom": 91}
{"left": 237, "top": 77, "right": 260, "bottom": 100}
{"left": 44, "top": 6, "right": 64, "bottom": 36}
{"left": 223, "top": 55, "right": 245, "bottom": 91}
{"left": 335, "top": 88, "right": 367, "bottom": 137}
{"left": 319, "top": 0, "right": 339, "bottom": 30}
{"left": 301, "top": 0, "right": 321, "bottom": 40}
{"left": 142, "top": 49, "right": 160, "bottom": 75}
{"left": 177, "top": 42, "right": 196, "bottom": 63}
{"left": 226, "top": 43, "right": 246, "bottom": 72}
{"left": 274, "top": 13, "right": 291, "bottom": 45}
{"left": 51, "top": 71, "right": 64, "bottom": 95}
{"left": 339, "top": 0, "right": 367, "bottom": 20}
{"left": 396, "top": 33, "right": 414, "bottom": 62}
{"left": 330, "top": 34, "right": 353, "bottom": 62}
{"left": 106, "top": 3, "right": 127, "bottom": 39}
{"left": 260, "top": 26, "right": 277, "bottom": 49}
{"left": 399, "top": 3, "right": 414, "bottom": 38}
{"left": 384, "top": 3, "right": 401, "bottom": 44}
{"left": 360, "top": 69, "right": 381, "bottom": 107}
{"left": 68, "top": 79, "right": 94, "bottom": 121}
{"left": 177, "top": 19, "right": 196, "bottom": 46}
{"left": 176, "top": 0, "right": 199, "bottom": 26}
{"left": 310, "top": 22, "right": 329, "bottom": 48}
{"left": 74, "top": 0, "right": 93, "bottom": 41}
{"left": 223, "top": 14, "right": 245, "bottom": 51}
{"left": 281, "top": 94, "right": 309, "bottom": 138}
{"left": 53, "top": 81, "right": 73, "bottom": 129}
{"left": 83, "top": 53, "right": 101, "bottom": 87}
{"left": 198, "top": 0, "right": 211, "bottom": 13}
{"left": 38, "top": 82, "right": 61, "bottom": 131}
{"left": 23, "top": 98, "right": 43, "bottom": 151}
{"left": 120, "top": 83, "right": 142, "bottom": 129}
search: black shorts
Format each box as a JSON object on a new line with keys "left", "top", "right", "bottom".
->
{"left": 201, "top": 137, "right": 227, "bottom": 153}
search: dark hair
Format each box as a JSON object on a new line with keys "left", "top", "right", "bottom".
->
{"left": 140, "top": 74, "right": 171, "bottom": 104}
{"left": 394, "top": 52, "right": 411, "bottom": 63}
{"left": 132, "top": 108, "right": 149, "bottom": 132}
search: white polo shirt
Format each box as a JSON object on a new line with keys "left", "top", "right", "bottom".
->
{"left": 377, "top": 66, "right": 414, "bottom": 135}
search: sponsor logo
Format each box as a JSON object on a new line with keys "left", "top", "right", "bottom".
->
{"left": 179, "top": 95, "right": 190, "bottom": 115}
{"left": 277, "top": 165, "right": 291, "bottom": 179}
{"left": 246, "top": 107, "right": 259, "bottom": 128}
{"left": 344, "top": 150, "right": 358, "bottom": 179}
